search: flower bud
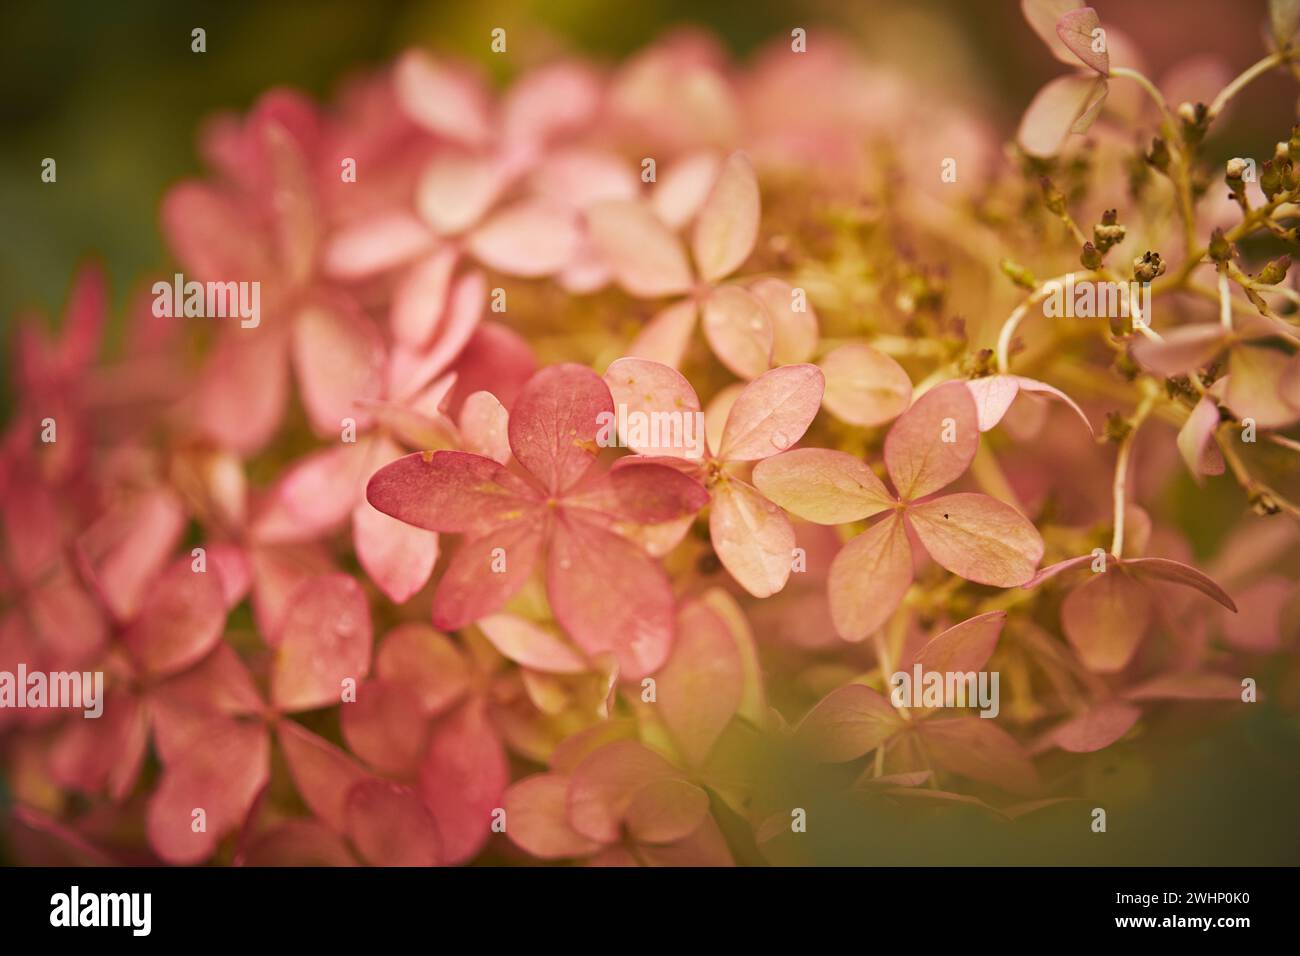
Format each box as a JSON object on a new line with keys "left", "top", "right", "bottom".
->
{"left": 1000, "top": 258, "right": 1037, "bottom": 291}
{"left": 1132, "top": 250, "right": 1166, "bottom": 283}
{"left": 1225, "top": 157, "right": 1250, "bottom": 200}
{"left": 1208, "top": 227, "right": 1234, "bottom": 263}
{"left": 1093, "top": 209, "right": 1127, "bottom": 252}
{"left": 1260, "top": 159, "right": 1285, "bottom": 200}
{"left": 1080, "top": 241, "right": 1104, "bottom": 270}
{"left": 1255, "top": 254, "right": 1291, "bottom": 285}
{"left": 1146, "top": 137, "right": 1171, "bottom": 173}
{"left": 1178, "top": 101, "right": 1209, "bottom": 147}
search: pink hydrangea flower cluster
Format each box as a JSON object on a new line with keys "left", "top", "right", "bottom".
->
{"left": 3, "top": 5, "right": 1299, "bottom": 866}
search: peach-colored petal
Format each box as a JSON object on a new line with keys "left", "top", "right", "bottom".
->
{"left": 625, "top": 778, "right": 711, "bottom": 844}
{"left": 566, "top": 739, "right": 685, "bottom": 844}
{"left": 389, "top": 247, "right": 456, "bottom": 348}
{"left": 394, "top": 50, "right": 491, "bottom": 146}
{"left": 710, "top": 479, "right": 796, "bottom": 599}
{"left": 603, "top": 357, "right": 704, "bottom": 458}
{"left": 478, "top": 613, "right": 589, "bottom": 674}
{"left": 323, "top": 211, "right": 432, "bottom": 280}
{"left": 1122, "top": 671, "right": 1245, "bottom": 701}
{"left": 375, "top": 623, "right": 472, "bottom": 717}
{"left": 504, "top": 774, "right": 602, "bottom": 860}
{"left": 701, "top": 284, "right": 774, "bottom": 380}
{"left": 1048, "top": 699, "right": 1141, "bottom": 752}
{"left": 1056, "top": 7, "right": 1109, "bottom": 74}
{"left": 692, "top": 151, "right": 760, "bottom": 283}
{"left": 655, "top": 598, "right": 744, "bottom": 766}
{"left": 916, "top": 717, "right": 1040, "bottom": 795}
{"left": 652, "top": 151, "right": 721, "bottom": 229}
{"left": 458, "top": 390, "right": 511, "bottom": 463}
{"left": 1177, "top": 395, "right": 1225, "bottom": 480}
{"left": 794, "top": 684, "right": 902, "bottom": 762}
{"left": 587, "top": 199, "right": 695, "bottom": 298}
{"left": 629, "top": 300, "right": 699, "bottom": 370}
{"left": 906, "top": 493, "right": 1044, "bottom": 587}
{"left": 752, "top": 448, "right": 894, "bottom": 524}
{"left": 1062, "top": 567, "right": 1151, "bottom": 672}
{"left": 819, "top": 343, "right": 912, "bottom": 427}
{"left": 1124, "top": 557, "right": 1236, "bottom": 610}
{"left": 906, "top": 610, "right": 1007, "bottom": 675}
{"left": 352, "top": 499, "right": 439, "bottom": 604}
{"left": 388, "top": 269, "right": 486, "bottom": 402}
{"left": 416, "top": 153, "right": 509, "bottom": 236}
{"left": 1022, "top": 0, "right": 1088, "bottom": 65}
{"left": 1225, "top": 344, "right": 1300, "bottom": 429}
{"left": 469, "top": 199, "right": 581, "bottom": 277}
{"left": 1130, "top": 323, "right": 1228, "bottom": 376}
{"left": 884, "top": 380, "right": 979, "bottom": 500}
{"left": 751, "top": 278, "right": 818, "bottom": 365}
{"left": 717, "top": 363, "right": 824, "bottom": 462}
{"left": 828, "top": 514, "right": 913, "bottom": 642}
{"left": 1017, "top": 74, "right": 1108, "bottom": 158}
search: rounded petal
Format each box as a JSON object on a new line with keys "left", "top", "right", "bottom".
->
{"left": 375, "top": 622, "right": 472, "bottom": 717}
{"left": 603, "top": 357, "right": 703, "bottom": 458}
{"left": 394, "top": 50, "right": 491, "bottom": 145}
{"left": 751, "top": 277, "right": 818, "bottom": 365}
{"left": 271, "top": 574, "right": 373, "bottom": 712}
{"left": 1225, "top": 344, "right": 1300, "bottom": 429}
{"left": 1017, "top": 74, "right": 1108, "bottom": 158}
{"left": 478, "top": 613, "right": 589, "bottom": 674}
{"left": 710, "top": 479, "right": 796, "bottom": 598}
{"left": 752, "top": 448, "right": 894, "bottom": 524}
{"left": 883, "top": 380, "right": 978, "bottom": 500}
{"left": 794, "top": 684, "right": 902, "bottom": 762}
{"left": 504, "top": 774, "right": 602, "bottom": 860}
{"left": 916, "top": 716, "right": 1040, "bottom": 795}
{"left": 717, "top": 363, "right": 825, "bottom": 462}
{"left": 1176, "top": 395, "right": 1225, "bottom": 480}
{"left": 1062, "top": 568, "right": 1152, "bottom": 672}
{"left": 1130, "top": 324, "right": 1228, "bottom": 376}
{"left": 340, "top": 678, "right": 431, "bottom": 777}
{"left": 123, "top": 558, "right": 226, "bottom": 678}
{"left": 566, "top": 740, "right": 685, "bottom": 844}
{"left": 586, "top": 200, "right": 694, "bottom": 298}
{"left": 417, "top": 700, "right": 508, "bottom": 865}
{"left": 655, "top": 598, "right": 745, "bottom": 767}
{"left": 292, "top": 298, "right": 385, "bottom": 437}
{"left": 431, "top": 521, "right": 545, "bottom": 630}
{"left": 366, "top": 450, "right": 539, "bottom": 536}
{"left": 652, "top": 151, "right": 721, "bottom": 229}
{"left": 352, "top": 499, "right": 439, "bottom": 604}
{"left": 828, "top": 515, "right": 913, "bottom": 642}
{"left": 691, "top": 151, "right": 760, "bottom": 283}
{"left": 508, "top": 364, "right": 614, "bottom": 494}
{"left": 629, "top": 300, "right": 699, "bottom": 370}
{"left": 1049, "top": 700, "right": 1141, "bottom": 753}
{"left": 819, "top": 343, "right": 912, "bottom": 427}
{"left": 458, "top": 390, "right": 511, "bottom": 463}
{"left": 389, "top": 248, "right": 456, "bottom": 348}
{"left": 468, "top": 199, "right": 581, "bottom": 277}
{"left": 906, "top": 610, "right": 1007, "bottom": 675}
{"left": 345, "top": 779, "right": 442, "bottom": 866}
{"left": 277, "top": 720, "right": 370, "bottom": 832}
{"left": 701, "top": 284, "right": 774, "bottom": 380}
{"left": 1056, "top": 7, "right": 1109, "bottom": 74}
{"left": 906, "top": 493, "right": 1044, "bottom": 587}
{"left": 625, "top": 778, "right": 711, "bottom": 845}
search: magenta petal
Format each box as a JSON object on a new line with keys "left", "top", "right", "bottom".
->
{"left": 341, "top": 678, "right": 431, "bottom": 777}
{"left": 123, "top": 558, "right": 226, "bottom": 678}
{"left": 345, "top": 779, "right": 443, "bottom": 866}
{"left": 366, "top": 450, "right": 540, "bottom": 535}
{"left": 352, "top": 499, "right": 439, "bottom": 604}
{"left": 271, "top": 573, "right": 372, "bottom": 712}
{"left": 508, "top": 364, "right": 614, "bottom": 494}
{"left": 417, "top": 699, "right": 508, "bottom": 865}
{"left": 277, "top": 720, "right": 370, "bottom": 833}
{"left": 548, "top": 515, "right": 676, "bottom": 679}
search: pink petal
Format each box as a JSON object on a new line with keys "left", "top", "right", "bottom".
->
{"left": 629, "top": 300, "right": 699, "bottom": 370}
{"left": 1022, "top": 0, "right": 1090, "bottom": 65}
{"left": 637, "top": 815, "right": 734, "bottom": 867}
{"left": 291, "top": 298, "right": 385, "bottom": 437}
{"left": 353, "top": 499, "right": 438, "bottom": 604}
{"left": 277, "top": 720, "right": 370, "bottom": 832}
{"left": 1056, "top": 7, "right": 1109, "bottom": 74}
{"left": 508, "top": 364, "right": 614, "bottom": 494}
{"left": 565, "top": 463, "right": 709, "bottom": 526}
{"left": 794, "top": 684, "right": 902, "bottom": 762}
{"left": 161, "top": 182, "right": 269, "bottom": 281}
{"left": 652, "top": 151, "right": 722, "bottom": 229}
{"left": 345, "top": 779, "right": 443, "bottom": 866}
{"left": 1013, "top": 376, "right": 1093, "bottom": 433}
{"left": 366, "top": 450, "right": 540, "bottom": 535}
{"left": 322, "top": 211, "right": 432, "bottom": 280}
{"left": 146, "top": 717, "right": 269, "bottom": 865}
{"left": 586, "top": 200, "right": 694, "bottom": 298}
{"left": 458, "top": 390, "right": 511, "bottom": 463}
{"left": 1225, "top": 344, "right": 1300, "bottom": 429}
{"left": 76, "top": 487, "right": 186, "bottom": 621}
{"left": 701, "top": 284, "right": 774, "bottom": 379}
{"left": 1130, "top": 323, "right": 1228, "bottom": 376}
{"left": 123, "top": 558, "right": 226, "bottom": 678}
{"left": 388, "top": 269, "right": 486, "bottom": 402}
{"left": 271, "top": 573, "right": 372, "bottom": 712}
{"left": 478, "top": 613, "right": 589, "bottom": 674}
{"left": 819, "top": 343, "right": 912, "bottom": 427}
{"left": 1061, "top": 567, "right": 1152, "bottom": 672}
{"left": 446, "top": 322, "right": 537, "bottom": 414}
{"left": 469, "top": 199, "right": 582, "bottom": 277}
{"left": 503, "top": 773, "right": 602, "bottom": 860}
{"left": 241, "top": 820, "right": 357, "bottom": 866}
{"left": 532, "top": 148, "right": 639, "bottom": 209}
{"left": 394, "top": 50, "right": 491, "bottom": 146}
{"left": 566, "top": 740, "right": 686, "bottom": 844}
{"left": 417, "top": 699, "right": 508, "bottom": 865}
{"left": 548, "top": 515, "right": 676, "bottom": 679}
{"left": 416, "top": 153, "right": 510, "bottom": 236}
{"left": 1017, "top": 74, "right": 1108, "bottom": 158}
{"left": 916, "top": 716, "right": 1040, "bottom": 795}
{"left": 341, "top": 678, "right": 431, "bottom": 777}
{"left": 1049, "top": 700, "right": 1141, "bottom": 752}
{"left": 905, "top": 610, "right": 1007, "bottom": 675}
{"left": 717, "top": 363, "right": 825, "bottom": 462}
{"left": 624, "top": 778, "right": 711, "bottom": 844}
{"left": 1122, "top": 671, "right": 1245, "bottom": 701}
{"left": 195, "top": 333, "right": 289, "bottom": 455}
{"left": 655, "top": 597, "right": 745, "bottom": 766}
{"left": 751, "top": 278, "right": 819, "bottom": 365}
{"left": 883, "top": 380, "right": 978, "bottom": 500}
{"left": 710, "top": 479, "right": 796, "bottom": 598}
{"left": 966, "top": 375, "right": 1021, "bottom": 432}
{"left": 602, "top": 357, "right": 704, "bottom": 458}
{"left": 1124, "top": 557, "right": 1237, "bottom": 610}
{"left": 1176, "top": 395, "right": 1225, "bottom": 480}
{"left": 375, "top": 623, "right": 472, "bottom": 717}
{"left": 906, "top": 493, "right": 1044, "bottom": 587}
{"left": 752, "top": 448, "right": 894, "bottom": 524}
{"left": 389, "top": 247, "right": 456, "bottom": 348}
{"left": 691, "top": 151, "right": 760, "bottom": 283}
{"left": 828, "top": 514, "right": 914, "bottom": 642}
{"left": 272, "top": 443, "right": 372, "bottom": 540}
{"left": 431, "top": 520, "right": 545, "bottom": 630}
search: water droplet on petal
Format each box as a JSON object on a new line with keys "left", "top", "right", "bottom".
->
{"left": 770, "top": 430, "right": 790, "bottom": 450}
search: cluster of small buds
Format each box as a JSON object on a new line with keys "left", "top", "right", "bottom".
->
{"left": 1132, "top": 250, "right": 1166, "bottom": 283}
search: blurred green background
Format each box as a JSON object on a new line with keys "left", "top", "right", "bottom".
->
{"left": 1, "top": 0, "right": 1297, "bottom": 865}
